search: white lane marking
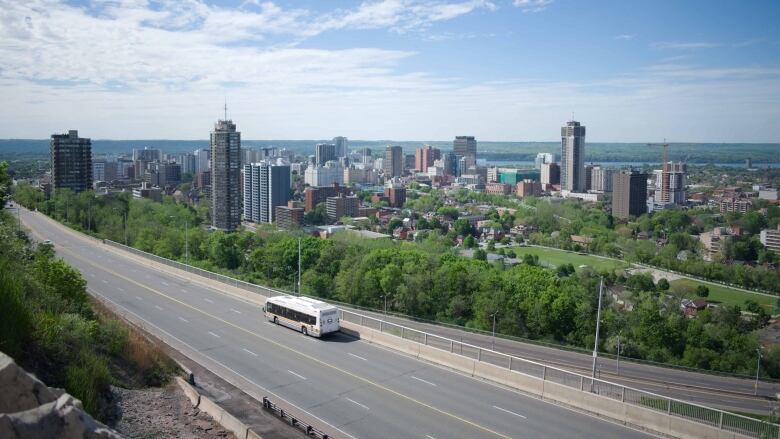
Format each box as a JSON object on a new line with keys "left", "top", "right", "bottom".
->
{"left": 155, "top": 305, "right": 163, "bottom": 311}
{"left": 203, "top": 298, "right": 214, "bottom": 304}
{"left": 161, "top": 281, "right": 169, "bottom": 286}
{"left": 178, "top": 317, "right": 189, "bottom": 323}
{"left": 243, "top": 348, "right": 258, "bottom": 357}
{"left": 411, "top": 376, "right": 437, "bottom": 387}
{"left": 348, "top": 353, "right": 368, "bottom": 362}
{"left": 134, "top": 296, "right": 143, "bottom": 301}
{"left": 493, "top": 405, "right": 526, "bottom": 419}
{"left": 116, "top": 287, "right": 124, "bottom": 292}
{"left": 229, "top": 308, "right": 242, "bottom": 314}
{"left": 287, "top": 370, "right": 306, "bottom": 380}
{"left": 89, "top": 273, "right": 95, "bottom": 278}
{"left": 346, "top": 398, "right": 369, "bottom": 410}
{"left": 426, "top": 435, "right": 437, "bottom": 439}
{"left": 208, "top": 331, "right": 220, "bottom": 338}
{"left": 102, "top": 279, "right": 108, "bottom": 284}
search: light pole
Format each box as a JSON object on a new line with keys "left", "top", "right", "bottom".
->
{"left": 382, "top": 294, "right": 389, "bottom": 314}
{"left": 297, "top": 237, "right": 301, "bottom": 295}
{"left": 490, "top": 311, "right": 498, "bottom": 351}
{"left": 755, "top": 348, "right": 763, "bottom": 396}
{"left": 592, "top": 277, "right": 604, "bottom": 379}
{"left": 616, "top": 334, "right": 621, "bottom": 376}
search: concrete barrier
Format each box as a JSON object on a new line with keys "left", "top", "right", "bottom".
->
{"left": 218, "top": 405, "right": 250, "bottom": 439}
{"left": 175, "top": 377, "right": 200, "bottom": 408}
{"left": 418, "top": 344, "right": 475, "bottom": 376}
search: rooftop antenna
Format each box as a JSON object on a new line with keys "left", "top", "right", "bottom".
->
{"left": 223, "top": 95, "right": 228, "bottom": 121}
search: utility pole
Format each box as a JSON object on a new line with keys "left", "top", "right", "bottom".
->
{"left": 755, "top": 348, "right": 763, "bottom": 396}
{"left": 592, "top": 277, "right": 604, "bottom": 378}
{"left": 297, "top": 237, "right": 302, "bottom": 295}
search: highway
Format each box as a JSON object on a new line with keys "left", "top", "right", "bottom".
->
{"left": 19, "top": 207, "right": 654, "bottom": 439}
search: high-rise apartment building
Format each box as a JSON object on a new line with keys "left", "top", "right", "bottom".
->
{"left": 612, "top": 170, "right": 647, "bottom": 219}
{"left": 541, "top": 162, "right": 560, "bottom": 186}
{"left": 534, "top": 153, "right": 556, "bottom": 169}
{"left": 51, "top": 130, "right": 92, "bottom": 193}
{"left": 453, "top": 136, "right": 477, "bottom": 162}
{"left": 560, "top": 121, "right": 586, "bottom": 192}
{"left": 148, "top": 161, "right": 181, "bottom": 187}
{"left": 590, "top": 166, "right": 616, "bottom": 192}
{"left": 383, "top": 145, "right": 403, "bottom": 178}
{"left": 333, "top": 137, "right": 348, "bottom": 158}
{"left": 194, "top": 148, "right": 210, "bottom": 174}
{"left": 92, "top": 159, "right": 117, "bottom": 183}
{"left": 415, "top": 145, "right": 441, "bottom": 172}
{"left": 210, "top": 119, "right": 241, "bottom": 231}
{"left": 315, "top": 143, "right": 337, "bottom": 166}
{"left": 243, "top": 162, "right": 291, "bottom": 223}
{"left": 656, "top": 161, "right": 687, "bottom": 205}
{"left": 326, "top": 194, "right": 359, "bottom": 221}
{"left": 132, "top": 147, "right": 161, "bottom": 162}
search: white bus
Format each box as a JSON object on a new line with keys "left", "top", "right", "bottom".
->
{"left": 264, "top": 295, "right": 340, "bottom": 337}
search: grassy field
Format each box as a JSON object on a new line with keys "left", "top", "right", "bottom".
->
{"left": 507, "top": 245, "right": 629, "bottom": 272}
{"left": 669, "top": 278, "right": 778, "bottom": 312}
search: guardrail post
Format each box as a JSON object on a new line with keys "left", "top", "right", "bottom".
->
{"left": 402, "top": 327, "right": 405, "bottom": 339}
{"left": 580, "top": 376, "right": 584, "bottom": 391}
{"left": 667, "top": 399, "right": 672, "bottom": 414}
{"left": 718, "top": 411, "right": 723, "bottom": 429}
{"left": 450, "top": 340, "right": 454, "bottom": 353}
{"left": 360, "top": 315, "right": 364, "bottom": 326}
{"left": 424, "top": 333, "right": 427, "bottom": 345}
{"left": 542, "top": 366, "right": 547, "bottom": 381}
{"left": 477, "top": 348, "right": 481, "bottom": 362}
{"left": 620, "top": 386, "right": 625, "bottom": 402}
{"left": 508, "top": 356, "right": 512, "bottom": 370}
{"left": 380, "top": 321, "right": 383, "bottom": 332}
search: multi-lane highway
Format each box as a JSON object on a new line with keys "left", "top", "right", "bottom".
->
{"left": 19, "top": 207, "right": 654, "bottom": 439}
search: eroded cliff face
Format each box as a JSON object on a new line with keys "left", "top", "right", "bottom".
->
{"left": 0, "top": 352, "right": 123, "bottom": 439}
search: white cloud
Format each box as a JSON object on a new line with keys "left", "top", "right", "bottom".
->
{"left": 651, "top": 41, "right": 720, "bottom": 50}
{"left": 615, "top": 34, "right": 635, "bottom": 41}
{"left": 512, "top": 0, "right": 552, "bottom": 13}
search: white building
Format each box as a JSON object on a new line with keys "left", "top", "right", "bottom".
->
{"left": 304, "top": 162, "right": 343, "bottom": 187}
{"left": 243, "top": 162, "right": 291, "bottom": 223}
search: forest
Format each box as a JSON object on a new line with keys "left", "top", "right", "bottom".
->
{"left": 12, "top": 183, "right": 780, "bottom": 378}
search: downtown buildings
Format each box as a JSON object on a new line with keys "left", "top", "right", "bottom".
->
{"left": 51, "top": 130, "right": 92, "bottom": 193}
{"left": 243, "top": 162, "right": 291, "bottom": 223}
{"left": 612, "top": 170, "right": 648, "bottom": 219}
{"left": 210, "top": 119, "right": 241, "bottom": 231}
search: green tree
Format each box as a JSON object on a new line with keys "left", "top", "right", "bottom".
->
{"left": 473, "top": 249, "right": 487, "bottom": 260}
{"left": 696, "top": 285, "right": 710, "bottom": 298}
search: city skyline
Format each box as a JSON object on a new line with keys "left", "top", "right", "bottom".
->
{"left": 1, "top": 0, "right": 778, "bottom": 142}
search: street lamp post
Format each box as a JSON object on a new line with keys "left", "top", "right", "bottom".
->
{"left": 755, "top": 348, "right": 763, "bottom": 396}
{"left": 592, "top": 277, "right": 604, "bottom": 379}
{"left": 184, "top": 219, "right": 189, "bottom": 264}
{"left": 490, "top": 311, "right": 498, "bottom": 351}
{"left": 616, "top": 335, "right": 621, "bottom": 376}
{"left": 297, "top": 237, "right": 301, "bottom": 295}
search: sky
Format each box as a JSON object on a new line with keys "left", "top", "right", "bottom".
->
{"left": 0, "top": 0, "right": 779, "bottom": 142}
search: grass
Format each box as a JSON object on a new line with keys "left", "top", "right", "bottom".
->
{"left": 506, "top": 245, "right": 629, "bottom": 272}
{"left": 669, "top": 278, "right": 777, "bottom": 312}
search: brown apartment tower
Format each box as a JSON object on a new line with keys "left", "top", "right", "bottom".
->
{"left": 612, "top": 170, "right": 648, "bottom": 219}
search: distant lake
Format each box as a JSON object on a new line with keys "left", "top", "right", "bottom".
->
{"left": 486, "top": 160, "right": 780, "bottom": 169}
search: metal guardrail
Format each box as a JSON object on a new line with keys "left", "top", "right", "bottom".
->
{"left": 262, "top": 397, "right": 335, "bottom": 439}
{"left": 338, "top": 309, "right": 780, "bottom": 439}
{"left": 101, "top": 239, "right": 780, "bottom": 439}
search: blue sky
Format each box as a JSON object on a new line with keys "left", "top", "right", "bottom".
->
{"left": 0, "top": 0, "right": 778, "bottom": 142}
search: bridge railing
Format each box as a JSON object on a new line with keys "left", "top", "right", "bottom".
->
{"left": 340, "top": 309, "right": 780, "bottom": 439}
{"left": 102, "top": 239, "right": 779, "bottom": 439}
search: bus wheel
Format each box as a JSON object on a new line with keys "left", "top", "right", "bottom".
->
{"left": 273, "top": 316, "right": 278, "bottom": 324}
{"left": 302, "top": 327, "right": 308, "bottom": 336}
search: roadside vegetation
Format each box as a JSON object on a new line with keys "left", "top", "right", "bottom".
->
{"left": 11, "top": 182, "right": 780, "bottom": 377}
{"left": 0, "top": 165, "right": 176, "bottom": 422}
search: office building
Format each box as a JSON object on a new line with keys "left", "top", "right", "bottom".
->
{"left": 275, "top": 205, "right": 305, "bottom": 229}
{"left": 132, "top": 181, "right": 162, "bottom": 202}
{"left": 560, "top": 121, "right": 586, "bottom": 192}
{"left": 534, "top": 153, "right": 556, "bottom": 169}
{"left": 384, "top": 145, "right": 403, "bottom": 178}
{"left": 210, "top": 118, "right": 242, "bottom": 231}
{"left": 590, "top": 166, "right": 616, "bottom": 192}
{"left": 176, "top": 153, "right": 197, "bottom": 175}
{"left": 194, "top": 148, "right": 210, "bottom": 174}
{"left": 453, "top": 136, "right": 477, "bottom": 161}
{"left": 333, "top": 137, "right": 348, "bottom": 158}
{"left": 92, "top": 160, "right": 118, "bottom": 183}
{"left": 612, "top": 170, "right": 647, "bottom": 219}
{"left": 584, "top": 164, "right": 594, "bottom": 191}
{"left": 541, "top": 162, "right": 560, "bottom": 185}
{"left": 305, "top": 162, "right": 343, "bottom": 187}
{"left": 486, "top": 183, "right": 512, "bottom": 195}
{"left": 132, "top": 147, "right": 161, "bottom": 162}
{"left": 326, "top": 195, "right": 360, "bottom": 221}
{"left": 304, "top": 184, "right": 349, "bottom": 211}
{"left": 315, "top": 143, "right": 337, "bottom": 166}
{"left": 415, "top": 145, "right": 440, "bottom": 172}
{"left": 384, "top": 184, "right": 406, "bottom": 208}
{"left": 499, "top": 169, "right": 540, "bottom": 185}
{"left": 243, "top": 162, "right": 291, "bottom": 223}
{"left": 149, "top": 161, "right": 181, "bottom": 187}
{"left": 516, "top": 180, "right": 542, "bottom": 198}
{"left": 51, "top": 130, "right": 92, "bottom": 193}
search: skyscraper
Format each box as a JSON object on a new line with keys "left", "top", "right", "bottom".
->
{"left": 315, "top": 143, "right": 337, "bottom": 166}
{"left": 613, "top": 170, "right": 648, "bottom": 219}
{"left": 415, "top": 145, "right": 441, "bottom": 172}
{"left": 210, "top": 119, "right": 241, "bottom": 231}
{"left": 534, "top": 152, "right": 556, "bottom": 169}
{"left": 243, "top": 162, "right": 291, "bottom": 223}
{"left": 453, "top": 136, "right": 477, "bottom": 162}
{"left": 560, "top": 121, "right": 586, "bottom": 192}
{"left": 333, "top": 136, "right": 348, "bottom": 158}
{"left": 383, "top": 145, "right": 403, "bottom": 178}
{"left": 51, "top": 130, "right": 92, "bottom": 193}
{"left": 132, "top": 147, "right": 161, "bottom": 162}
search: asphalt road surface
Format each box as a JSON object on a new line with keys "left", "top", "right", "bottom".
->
{"left": 19, "top": 207, "right": 655, "bottom": 439}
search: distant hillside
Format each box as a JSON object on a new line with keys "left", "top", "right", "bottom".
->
{"left": 0, "top": 139, "right": 777, "bottom": 164}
